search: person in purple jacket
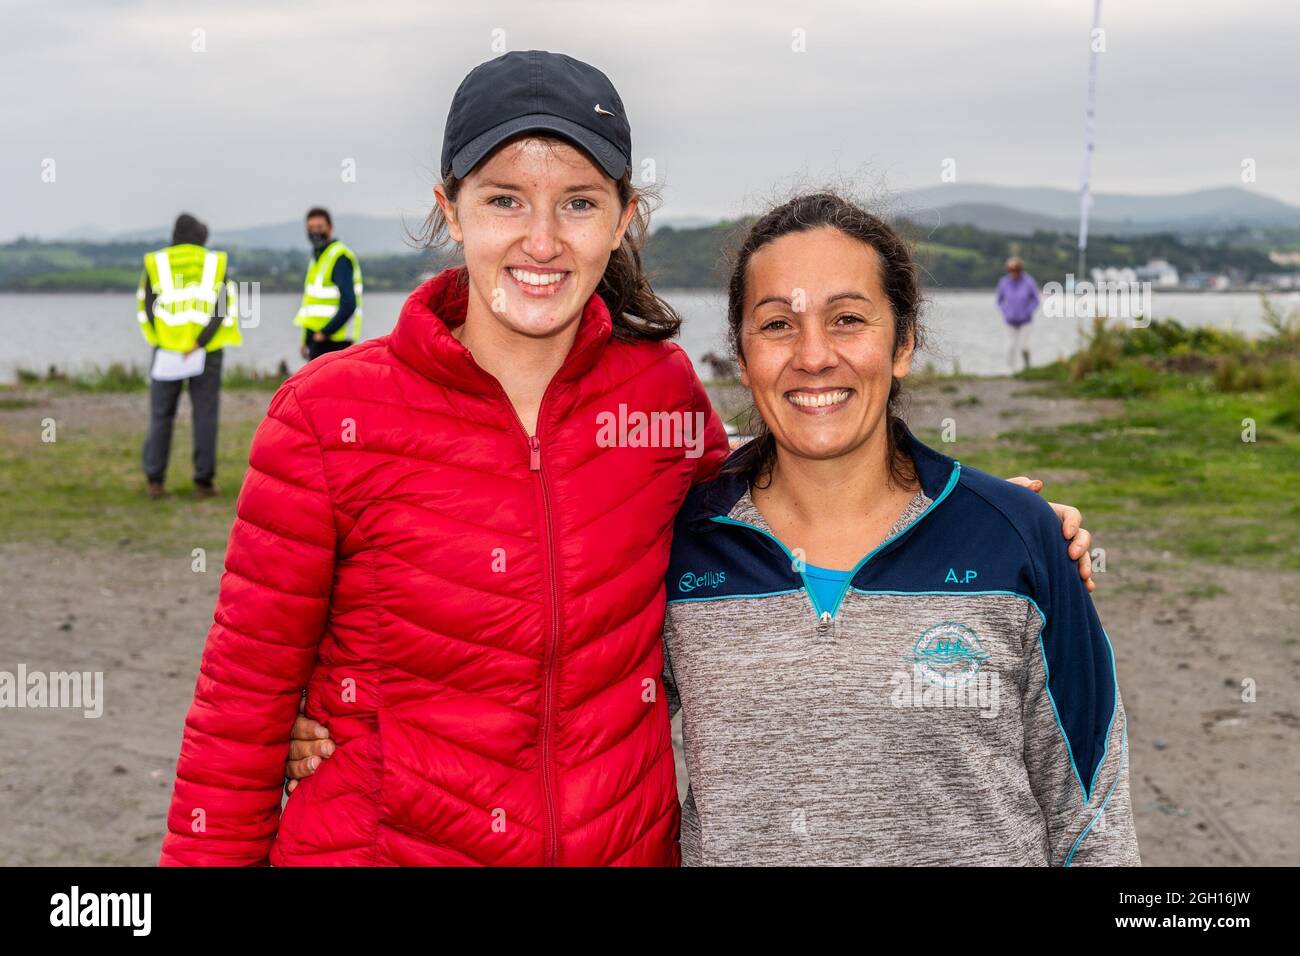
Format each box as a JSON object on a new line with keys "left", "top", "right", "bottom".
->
{"left": 995, "top": 257, "right": 1040, "bottom": 372}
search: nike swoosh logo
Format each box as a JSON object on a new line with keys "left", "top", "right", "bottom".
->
{"left": 594, "top": 104, "right": 615, "bottom": 117}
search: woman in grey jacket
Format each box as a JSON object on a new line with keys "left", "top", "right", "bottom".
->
{"left": 664, "top": 193, "right": 1139, "bottom": 866}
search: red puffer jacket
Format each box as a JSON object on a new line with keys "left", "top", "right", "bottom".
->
{"left": 160, "top": 267, "right": 728, "bottom": 866}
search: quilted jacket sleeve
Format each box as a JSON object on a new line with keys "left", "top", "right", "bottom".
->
{"left": 160, "top": 385, "right": 337, "bottom": 866}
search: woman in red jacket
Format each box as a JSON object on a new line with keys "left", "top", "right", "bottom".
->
{"left": 160, "top": 51, "right": 1096, "bottom": 867}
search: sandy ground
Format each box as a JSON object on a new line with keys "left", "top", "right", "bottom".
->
{"left": 1, "top": 379, "right": 1296, "bottom": 865}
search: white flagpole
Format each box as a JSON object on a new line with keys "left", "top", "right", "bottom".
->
{"left": 1077, "top": 0, "right": 1103, "bottom": 293}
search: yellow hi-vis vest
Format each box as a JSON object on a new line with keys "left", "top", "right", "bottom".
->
{"left": 294, "top": 240, "right": 363, "bottom": 342}
{"left": 136, "top": 244, "right": 242, "bottom": 352}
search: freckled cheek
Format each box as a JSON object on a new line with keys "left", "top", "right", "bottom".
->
{"left": 462, "top": 219, "right": 517, "bottom": 264}
{"left": 564, "top": 222, "right": 618, "bottom": 271}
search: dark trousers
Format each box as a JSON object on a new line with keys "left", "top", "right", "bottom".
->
{"left": 143, "top": 348, "right": 224, "bottom": 484}
{"left": 307, "top": 337, "right": 352, "bottom": 360}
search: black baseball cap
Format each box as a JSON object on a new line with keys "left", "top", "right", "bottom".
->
{"left": 440, "top": 50, "right": 632, "bottom": 181}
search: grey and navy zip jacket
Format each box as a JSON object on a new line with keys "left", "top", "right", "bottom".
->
{"left": 663, "top": 427, "right": 1140, "bottom": 866}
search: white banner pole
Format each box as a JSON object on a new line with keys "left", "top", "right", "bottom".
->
{"left": 1077, "top": 0, "right": 1103, "bottom": 295}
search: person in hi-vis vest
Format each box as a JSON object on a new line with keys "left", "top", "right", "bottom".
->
{"left": 295, "top": 207, "right": 363, "bottom": 361}
{"left": 136, "top": 213, "right": 241, "bottom": 500}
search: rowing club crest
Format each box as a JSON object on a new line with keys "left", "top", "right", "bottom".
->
{"left": 910, "top": 622, "right": 991, "bottom": 688}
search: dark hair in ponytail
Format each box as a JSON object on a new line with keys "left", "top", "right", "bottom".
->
{"left": 414, "top": 135, "right": 680, "bottom": 342}
{"left": 724, "top": 191, "right": 925, "bottom": 490}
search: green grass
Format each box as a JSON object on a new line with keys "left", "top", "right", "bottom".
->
{"left": 914, "top": 241, "right": 983, "bottom": 262}
{"left": 969, "top": 309, "right": 1300, "bottom": 567}
{"left": 909, "top": 362, "right": 978, "bottom": 386}
{"left": 12, "top": 363, "right": 284, "bottom": 393}
{"left": 8, "top": 267, "right": 141, "bottom": 291}
{"left": 0, "top": 398, "right": 263, "bottom": 551}
{"left": 918, "top": 381, "right": 1300, "bottom": 569}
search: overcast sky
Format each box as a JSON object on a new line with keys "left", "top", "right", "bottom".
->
{"left": 3, "top": 0, "right": 1298, "bottom": 241}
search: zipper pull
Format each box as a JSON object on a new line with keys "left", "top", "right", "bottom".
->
{"left": 815, "top": 609, "right": 834, "bottom": 642}
{"left": 529, "top": 435, "right": 541, "bottom": 471}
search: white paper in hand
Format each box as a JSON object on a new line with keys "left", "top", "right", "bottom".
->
{"left": 151, "top": 348, "right": 206, "bottom": 381}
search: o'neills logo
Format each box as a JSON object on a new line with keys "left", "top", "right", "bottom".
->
{"left": 678, "top": 570, "right": 726, "bottom": 593}
{"left": 595, "top": 404, "right": 707, "bottom": 459}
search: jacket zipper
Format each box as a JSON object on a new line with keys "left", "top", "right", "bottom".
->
{"left": 498, "top": 390, "right": 561, "bottom": 866}
{"left": 708, "top": 462, "right": 961, "bottom": 627}
{"left": 533, "top": 431, "right": 562, "bottom": 867}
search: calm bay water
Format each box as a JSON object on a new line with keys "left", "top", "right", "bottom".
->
{"left": 0, "top": 288, "right": 1292, "bottom": 385}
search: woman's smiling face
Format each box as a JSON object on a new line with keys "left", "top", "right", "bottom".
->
{"left": 438, "top": 137, "right": 636, "bottom": 339}
{"left": 739, "top": 226, "right": 915, "bottom": 462}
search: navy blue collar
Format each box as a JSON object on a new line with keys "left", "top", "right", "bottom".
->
{"left": 683, "top": 423, "right": 959, "bottom": 531}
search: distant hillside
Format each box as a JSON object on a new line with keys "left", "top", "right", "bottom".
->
{"left": 71, "top": 210, "right": 725, "bottom": 255}
{"left": 636, "top": 217, "right": 1288, "bottom": 290}
{"left": 895, "top": 221, "right": 1285, "bottom": 290}
{"left": 5, "top": 215, "right": 1290, "bottom": 293}
{"left": 45, "top": 185, "right": 1300, "bottom": 254}
{"left": 93, "top": 213, "right": 426, "bottom": 256}
{"left": 642, "top": 220, "right": 751, "bottom": 288}
{"left": 0, "top": 239, "right": 444, "bottom": 293}
{"left": 904, "top": 184, "right": 1300, "bottom": 236}
{"left": 919, "top": 202, "right": 1095, "bottom": 236}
